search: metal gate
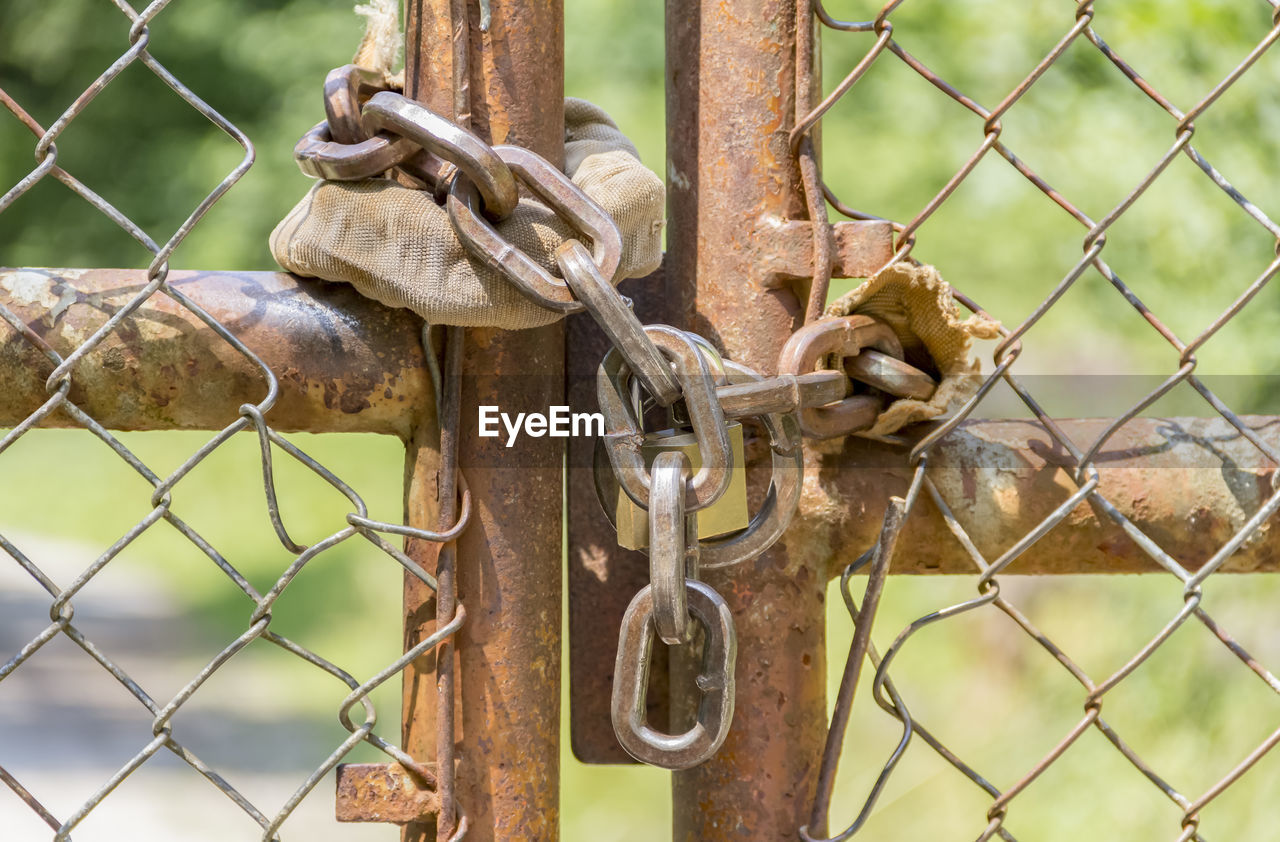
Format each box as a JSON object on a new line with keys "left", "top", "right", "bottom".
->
{"left": 3, "top": 1, "right": 1280, "bottom": 840}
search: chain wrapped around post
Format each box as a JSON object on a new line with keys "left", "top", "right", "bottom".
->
{"left": 287, "top": 54, "right": 941, "bottom": 779}
{"left": 779, "top": 314, "right": 938, "bottom": 439}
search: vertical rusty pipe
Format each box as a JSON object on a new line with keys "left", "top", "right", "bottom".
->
{"left": 401, "top": 325, "right": 464, "bottom": 839}
{"left": 402, "top": 1, "right": 565, "bottom": 841}
{"left": 435, "top": 327, "right": 463, "bottom": 839}
{"left": 667, "top": 1, "right": 828, "bottom": 840}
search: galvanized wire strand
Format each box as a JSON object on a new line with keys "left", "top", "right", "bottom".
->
{"left": 0, "top": 764, "right": 60, "bottom": 832}
{"left": 805, "top": 487, "right": 912, "bottom": 836}
{"left": 802, "top": 468, "right": 1015, "bottom": 842}
{"left": 0, "top": 2, "right": 472, "bottom": 837}
{"left": 0, "top": 87, "right": 164, "bottom": 249}
{"left": 432, "top": 322, "right": 467, "bottom": 840}
{"left": 794, "top": 0, "right": 833, "bottom": 324}
{"left": 799, "top": 2, "right": 1280, "bottom": 837}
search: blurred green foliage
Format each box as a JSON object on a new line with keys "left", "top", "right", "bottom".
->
{"left": 815, "top": 0, "right": 1280, "bottom": 418}
{"left": 2, "top": 1, "right": 1280, "bottom": 840}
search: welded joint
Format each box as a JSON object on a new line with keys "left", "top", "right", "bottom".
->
{"left": 751, "top": 217, "right": 894, "bottom": 288}
{"left": 335, "top": 763, "right": 440, "bottom": 825}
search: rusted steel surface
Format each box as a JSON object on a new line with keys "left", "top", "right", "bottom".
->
{"left": 567, "top": 269, "right": 670, "bottom": 764}
{"left": 0, "top": 268, "right": 427, "bottom": 436}
{"left": 666, "top": 0, "right": 828, "bottom": 838}
{"left": 401, "top": 325, "right": 464, "bottom": 838}
{"left": 805, "top": 415, "right": 1280, "bottom": 578}
{"left": 401, "top": 421, "right": 447, "bottom": 837}
{"left": 401, "top": 2, "right": 565, "bottom": 842}
{"left": 752, "top": 219, "right": 895, "bottom": 289}
{"left": 336, "top": 763, "right": 441, "bottom": 824}
{"left": 405, "top": 0, "right": 563, "bottom": 160}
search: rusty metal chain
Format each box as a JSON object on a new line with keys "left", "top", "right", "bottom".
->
{"left": 293, "top": 60, "right": 827, "bottom": 772}
{"left": 778, "top": 314, "right": 937, "bottom": 439}
{"left": 610, "top": 448, "right": 737, "bottom": 769}
{"left": 796, "top": 2, "right": 1280, "bottom": 840}
{"left": 296, "top": 66, "right": 449, "bottom": 189}
{"left": 594, "top": 326, "right": 740, "bottom": 767}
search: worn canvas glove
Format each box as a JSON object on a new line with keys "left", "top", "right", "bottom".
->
{"left": 270, "top": 98, "right": 664, "bottom": 329}
{"left": 827, "top": 262, "right": 1001, "bottom": 437}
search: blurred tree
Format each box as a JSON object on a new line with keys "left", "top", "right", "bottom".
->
{"left": 1, "top": 0, "right": 370, "bottom": 269}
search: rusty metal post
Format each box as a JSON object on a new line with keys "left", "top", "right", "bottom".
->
{"left": 666, "top": 1, "right": 828, "bottom": 839}
{"left": 400, "top": 1, "right": 565, "bottom": 841}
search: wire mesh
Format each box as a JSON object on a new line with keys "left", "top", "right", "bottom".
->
{"left": 7, "top": 0, "right": 1280, "bottom": 838}
{"left": 0, "top": 3, "right": 464, "bottom": 839}
{"left": 797, "top": 2, "right": 1280, "bottom": 840}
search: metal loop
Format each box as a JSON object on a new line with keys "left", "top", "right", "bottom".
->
{"left": 698, "top": 360, "right": 804, "bottom": 569}
{"left": 293, "top": 120, "right": 420, "bottom": 181}
{"left": 323, "top": 64, "right": 391, "bottom": 144}
{"left": 362, "top": 91, "right": 518, "bottom": 218}
{"left": 314, "top": 65, "right": 449, "bottom": 189}
{"left": 593, "top": 360, "right": 804, "bottom": 569}
{"left": 598, "top": 325, "right": 733, "bottom": 511}
{"left": 347, "top": 470, "right": 472, "bottom": 543}
{"left": 504, "top": 145, "right": 622, "bottom": 280}
{"left": 449, "top": 144, "right": 624, "bottom": 312}
{"left": 669, "top": 337, "right": 729, "bottom": 428}
{"left": 777, "top": 315, "right": 905, "bottom": 438}
{"left": 611, "top": 581, "right": 736, "bottom": 769}
{"left": 650, "top": 450, "right": 695, "bottom": 645}
{"left": 558, "top": 240, "right": 682, "bottom": 405}
{"left": 844, "top": 349, "right": 936, "bottom": 401}
{"left": 689, "top": 334, "right": 728, "bottom": 384}
{"left": 715, "top": 370, "right": 847, "bottom": 419}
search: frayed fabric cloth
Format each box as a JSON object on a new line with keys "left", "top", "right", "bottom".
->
{"left": 270, "top": 98, "right": 665, "bottom": 329}
{"left": 826, "top": 262, "right": 1001, "bottom": 438}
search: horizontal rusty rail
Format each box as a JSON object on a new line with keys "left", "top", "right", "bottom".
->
{"left": 801, "top": 416, "right": 1280, "bottom": 577}
{"left": 2, "top": 268, "right": 1275, "bottom": 578}
{"left": 0, "top": 268, "right": 428, "bottom": 437}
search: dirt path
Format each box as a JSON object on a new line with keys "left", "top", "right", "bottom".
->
{"left": 0, "top": 531, "right": 392, "bottom": 841}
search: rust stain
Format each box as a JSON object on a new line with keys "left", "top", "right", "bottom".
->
{"left": 335, "top": 763, "right": 439, "bottom": 825}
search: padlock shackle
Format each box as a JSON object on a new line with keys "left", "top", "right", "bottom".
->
{"left": 597, "top": 325, "right": 735, "bottom": 512}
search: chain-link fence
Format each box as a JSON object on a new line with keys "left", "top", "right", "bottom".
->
{"left": 798, "top": 2, "right": 1280, "bottom": 839}
{"left": 0, "top": 3, "right": 466, "bottom": 838}
{"left": 7, "top": 1, "right": 1280, "bottom": 840}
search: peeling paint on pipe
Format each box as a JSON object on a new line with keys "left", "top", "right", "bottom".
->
{"left": 0, "top": 268, "right": 428, "bottom": 437}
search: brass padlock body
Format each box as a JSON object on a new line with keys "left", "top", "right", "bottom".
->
{"left": 614, "top": 422, "right": 748, "bottom": 551}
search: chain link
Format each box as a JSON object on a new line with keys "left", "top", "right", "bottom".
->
{"left": 778, "top": 314, "right": 936, "bottom": 438}
{"left": 284, "top": 57, "right": 838, "bottom": 771}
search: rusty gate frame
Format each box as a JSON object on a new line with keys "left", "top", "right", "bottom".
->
{"left": 2, "top": 1, "right": 1276, "bottom": 840}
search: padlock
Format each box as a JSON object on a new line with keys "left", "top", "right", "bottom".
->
{"left": 595, "top": 325, "right": 750, "bottom": 550}
{"left": 612, "top": 422, "right": 748, "bottom": 551}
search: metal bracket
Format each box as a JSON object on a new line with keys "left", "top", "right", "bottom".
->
{"left": 335, "top": 763, "right": 440, "bottom": 825}
{"left": 751, "top": 218, "right": 895, "bottom": 288}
